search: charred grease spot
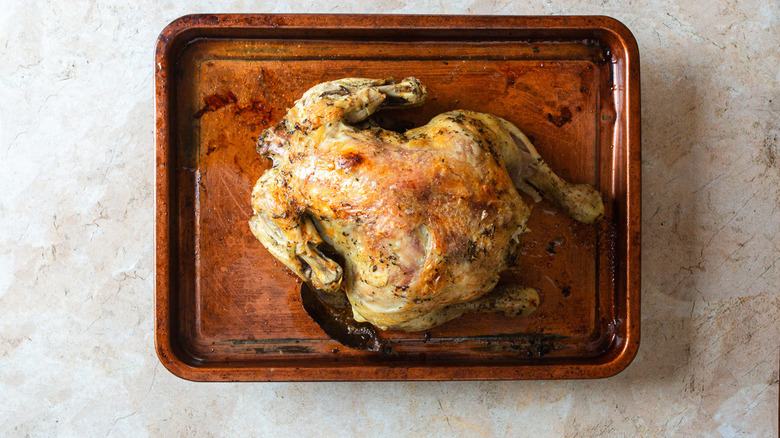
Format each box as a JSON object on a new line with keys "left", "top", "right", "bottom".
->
{"left": 194, "top": 90, "right": 273, "bottom": 126}
{"left": 546, "top": 239, "right": 562, "bottom": 254}
{"left": 336, "top": 152, "right": 364, "bottom": 170}
{"left": 500, "top": 64, "right": 519, "bottom": 87}
{"left": 236, "top": 99, "right": 273, "bottom": 126}
{"left": 547, "top": 107, "right": 573, "bottom": 127}
{"left": 526, "top": 337, "right": 554, "bottom": 358}
{"left": 474, "top": 334, "right": 565, "bottom": 357}
{"left": 206, "top": 140, "right": 219, "bottom": 155}
{"left": 195, "top": 91, "right": 237, "bottom": 118}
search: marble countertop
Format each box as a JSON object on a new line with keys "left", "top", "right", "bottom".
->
{"left": 1, "top": 1, "right": 777, "bottom": 436}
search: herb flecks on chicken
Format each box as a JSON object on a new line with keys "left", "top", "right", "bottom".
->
{"left": 250, "top": 77, "right": 603, "bottom": 332}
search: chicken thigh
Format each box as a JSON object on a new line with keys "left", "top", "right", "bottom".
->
{"left": 250, "top": 77, "right": 603, "bottom": 331}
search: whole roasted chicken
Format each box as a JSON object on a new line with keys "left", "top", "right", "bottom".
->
{"left": 250, "top": 77, "right": 603, "bottom": 332}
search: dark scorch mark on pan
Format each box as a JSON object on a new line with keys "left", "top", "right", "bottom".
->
{"left": 195, "top": 91, "right": 238, "bottom": 118}
{"left": 547, "top": 107, "right": 573, "bottom": 127}
{"left": 195, "top": 90, "right": 273, "bottom": 126}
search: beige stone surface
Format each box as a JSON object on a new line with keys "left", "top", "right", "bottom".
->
{"left": 1, "top": 0, "right": 777, "bottom": 436}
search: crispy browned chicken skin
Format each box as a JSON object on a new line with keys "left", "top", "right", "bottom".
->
{"left": 250, "top": 77, "right": 603, "bottom": 331}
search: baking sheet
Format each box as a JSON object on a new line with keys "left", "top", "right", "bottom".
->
{"left": 155, "top": 14, "right": 640, "bottom": 381}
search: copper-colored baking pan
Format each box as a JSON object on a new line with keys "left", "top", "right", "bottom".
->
{"left": 155, "top": 14, "right": 640, "bottom": 381}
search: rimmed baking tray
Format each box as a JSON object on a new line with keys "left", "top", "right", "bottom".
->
{"left": 155, "top": 14, "right": 640, "bottom": 381}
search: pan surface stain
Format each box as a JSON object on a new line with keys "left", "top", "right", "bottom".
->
{"left": 547, "top": 107, "right": 573, "bottom": 127}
